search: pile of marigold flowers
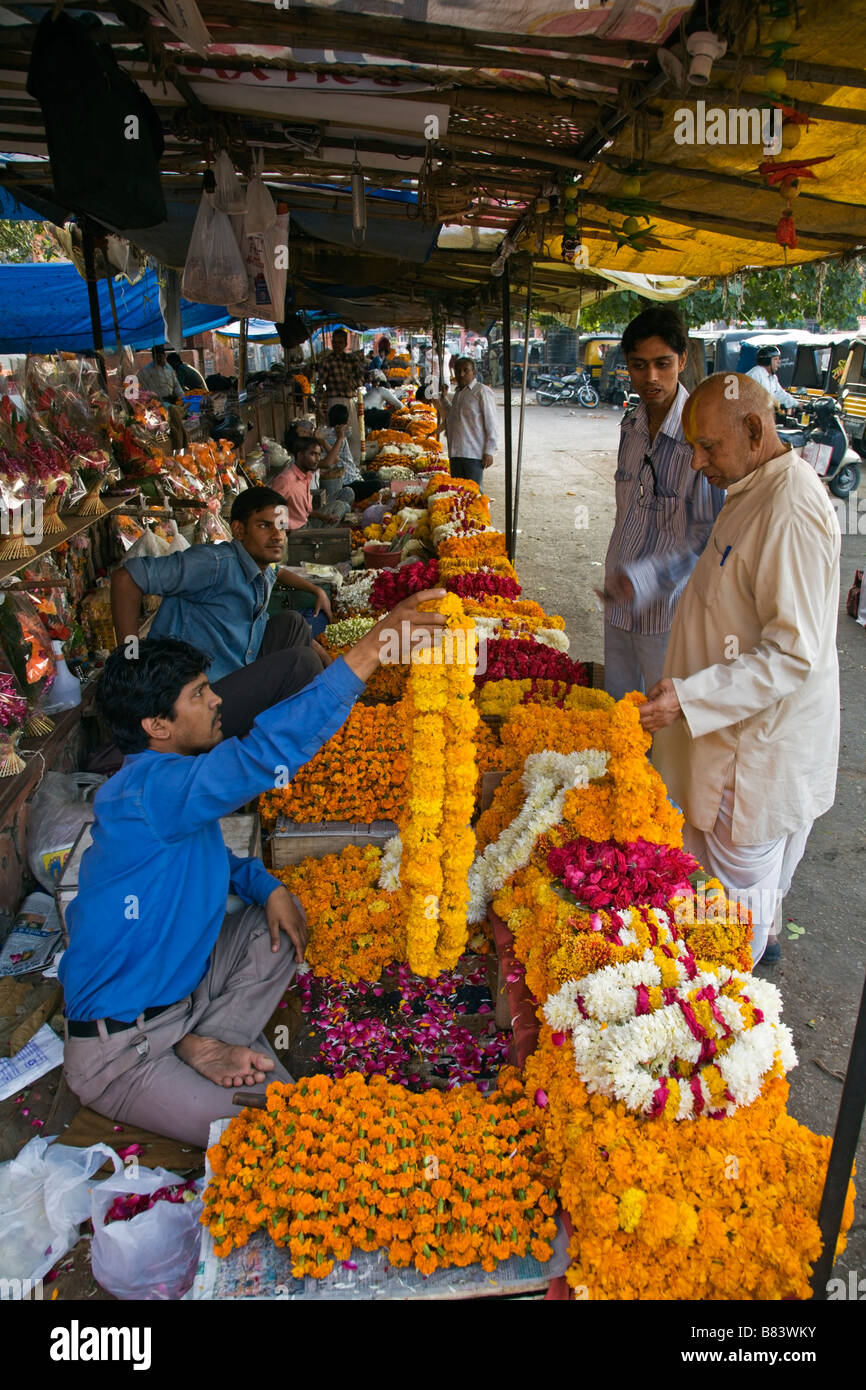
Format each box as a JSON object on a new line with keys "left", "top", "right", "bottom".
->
{"left": 202, "top": 1069, "right": 558, "bottom": 1278}
{"left": 259, "top": 704, "right": 408, "bottom": 826}
{"left": 275, "top": 845, "right": 406, "bottom": 982}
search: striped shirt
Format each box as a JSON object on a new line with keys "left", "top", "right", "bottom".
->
{"left": 604, "top": 383, "right": 725, "bottom": 635}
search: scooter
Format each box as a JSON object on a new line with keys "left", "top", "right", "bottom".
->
{"left": 776, "top": 396, "right": 862, "bottom": 499}
{"left": 535, "top": 370, "right": 600, "bottom": 409}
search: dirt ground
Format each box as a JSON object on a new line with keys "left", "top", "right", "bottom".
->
{"left": 484, "top": 390, "right": 866, "bottom": 1286}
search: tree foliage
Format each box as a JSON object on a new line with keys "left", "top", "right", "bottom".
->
{"left": 578, "top": 259, "right": 866, "bottom": 333}
{"left": 0, "top": 220, "right": 59, "bottom": 263}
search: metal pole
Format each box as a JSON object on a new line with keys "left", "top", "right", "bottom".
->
{"left": 811, "top": 968, "right": 866, "bottom": 1297}
{"left": 82, "top": 220, "right": 107, "bottom": 390}
{"left": 511, "top": 258, "right": 534, "bottom": 561}
{"left": 502, "top": 263, "right": 513, "bottom": 560}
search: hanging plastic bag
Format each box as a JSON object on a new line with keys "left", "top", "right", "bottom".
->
{"left": 90, "top": 1166, "right": 204, "bottom": 1300}
{"left": 227, "top": 210, "right": 289, "bottom": 322}
{"left": 0, "top": 1136, "right": 122, "bottom": 1287}
{"left": 27, "top": 770, "right": 105, "bottom": 888}
{"left": 245, "top": 151, "right": 276, "bottom": 236}
{"left": 182, "top": 191, "right": 248, "bottom": 308}
{"left": 213, "top": 149, "right": 246, "bottom": 215}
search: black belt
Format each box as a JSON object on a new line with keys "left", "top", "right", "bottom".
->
{"left": 67, "top": 1003, "right": 174, "bottom": 1038}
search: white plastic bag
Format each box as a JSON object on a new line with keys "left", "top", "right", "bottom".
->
{"left": 227, "top": 210, "right": 289, "bottom": 322}
{"left": 91, "top": 1167, "right": 204, "bottom": 1301}
{"left": 213, "top": 149, "right": 246, "bottom": 215}
{"left": 0, "top": 1137, "right": 121, "bottom": 1288}
{"left": 27, "top": 771, "right": 105, "bottom": 889}
{"left": 182, "top": 191, "right": 248, "bottom": 307}
{"left": 245, "top": 152, "right": 276, "bottom": 236}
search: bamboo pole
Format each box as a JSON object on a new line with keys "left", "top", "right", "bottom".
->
{"left": 81, "top": 221, "right": 107, "bottom": 390}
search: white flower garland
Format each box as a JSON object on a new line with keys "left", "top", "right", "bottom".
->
{"left": 470, "top": 616, "right": 570, "bottom": 652}
{"left": 544, "top": 960, "right": 796, "bottom": 1120}
{"left": 466, "top": 748, "right": 609, "bottom": 923}
{"left": 377, "top": 833, "right": 402, "bottom": 892}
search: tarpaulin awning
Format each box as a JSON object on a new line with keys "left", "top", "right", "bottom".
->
{"left": 0, "top": 263, "right": 230, "bottom": 353}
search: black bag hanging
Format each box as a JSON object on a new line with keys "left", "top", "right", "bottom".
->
{"left": 26, "top": 13, "right": 166, "bottom": 230}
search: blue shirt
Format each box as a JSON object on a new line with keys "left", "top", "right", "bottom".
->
{"left": 59, "top": 659, "right": 364, "bottom": 1022}
{"left": 125, "top": 540, "right": 276, "bottom": 683}
{"left": 604, "top": 384, "right": 725, "bottom": 636}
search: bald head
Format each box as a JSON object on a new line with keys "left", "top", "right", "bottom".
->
{"left": 683, "top": 372, "right": 787, "bottom": 489}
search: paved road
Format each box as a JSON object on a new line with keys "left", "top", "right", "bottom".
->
{"left": 483, "top": 390, "right": 866, "bottom": 1285}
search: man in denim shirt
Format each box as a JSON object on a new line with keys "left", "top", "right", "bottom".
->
{"left": 61, "top": 591, "right": 447, "bottom": 1146}
{"left": 111, "top": 487, "right": 333, "bottom": 738}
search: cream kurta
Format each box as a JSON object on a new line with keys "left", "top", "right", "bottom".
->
{"left": 652, "top": 449, "right": 840, "bottom": 844}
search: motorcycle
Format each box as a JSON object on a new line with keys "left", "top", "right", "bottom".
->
{"left": 535, "top": 369, "right": 600, "bottom": 409}
{"left": 776, "top": 395, "right": 862, "bottom": 499}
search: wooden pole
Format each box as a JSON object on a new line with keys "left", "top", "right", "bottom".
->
{"left": 81, "top": 220, "right": 107, "bottom": 390}
{"left": 502, "top": 263, "right": 513, "bottom": 561}
{"left": 105, "top": 273, "right": 122, "bottom": 359}
{"left": 511, "top": 259, "right": 534, "bottom": 561}
{"left": 238, "top": 317, "right": 248, "bottom": 394}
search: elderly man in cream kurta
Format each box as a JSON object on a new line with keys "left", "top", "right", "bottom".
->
{"left": 639, "top": 373, "right": 840, "bottom": 964}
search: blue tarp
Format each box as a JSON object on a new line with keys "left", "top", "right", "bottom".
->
{"left": 0, "top": 263, "right": 231, "bottom": 353}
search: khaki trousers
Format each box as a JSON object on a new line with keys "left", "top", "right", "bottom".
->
{"left": 63, "top": 904, "right": 298, "bottom": 1148}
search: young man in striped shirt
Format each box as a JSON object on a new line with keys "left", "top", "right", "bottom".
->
{"left": 602, "top": 308, "right": 725, "bottom": 700}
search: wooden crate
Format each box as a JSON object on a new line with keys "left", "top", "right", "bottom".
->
{"left": 56, "top": 813, "right": 262, "bottom": 940}
{"left": 270, "top": 818, "right": 398, "bottom": 869}
{"left": 284, "top": 527, "right": 352, "bottom": 566}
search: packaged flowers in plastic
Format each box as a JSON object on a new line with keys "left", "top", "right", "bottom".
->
{"left": 0, "top": 665, "right": 29, "bottom": 775}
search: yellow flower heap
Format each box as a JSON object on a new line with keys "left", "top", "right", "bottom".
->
{"left": 400, "top": 591, "right": 479, "bottom": 976}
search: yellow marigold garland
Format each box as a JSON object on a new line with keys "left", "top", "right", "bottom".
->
{"left": 400, "top": 592, "right": 478, "bottom": 976}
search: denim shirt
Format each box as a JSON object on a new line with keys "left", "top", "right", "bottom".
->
{"left": 124, "top": 540, "right": 276, "bottom": 682}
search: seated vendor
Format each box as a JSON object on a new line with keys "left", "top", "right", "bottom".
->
{"left": 271, "top": 437, "right": 352, "bottom": 528}
{"left": 322, "top": 402, "right": 383, "bottom": 504}
{"left": 111, "top": 487, "right": 332, "bottom": 740}
{"left": 166, "top": 350, "right": 208, "bottom": 393}
{"left": 60, "top": 595, "right": 446, "bottom": 1148}
{"left": 137, "top": 344, "right": 189, "bottom": 452}
{"left": 363, "top": 370, "right": 403, "bottom": 434}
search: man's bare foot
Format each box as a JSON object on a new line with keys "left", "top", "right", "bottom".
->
{"left": 176, "top": 1034, "right": 276, "bottom": 1089}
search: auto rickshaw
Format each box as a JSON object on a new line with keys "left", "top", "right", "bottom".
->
{"left": 837, "top": 336, "right": 866, "bottom": 459}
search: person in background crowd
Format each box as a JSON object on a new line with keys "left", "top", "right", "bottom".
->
{"left": 320, "top": 402, "right": 380, "bottom": 504}
{"left": 370, "top": 335, "right": 391, "bottom": 371}
{"left": 640, "top": 373, "right": 840, "bottom": 966}
{"left": 271, "top": 438, "right": 351, "bottom": 529}
{"left": 747, "top": 344, "right": 798, "bottom": 411}
{"left": 138, "top": 344, "right": 189, "bottom": 451}
{"left": 60, "top": 590, "right": 449, "bottom": 1147}
{"left": 111, "top": 487, "right": 332, "bottom": 740}
{"left": 166, "top": 351, "right": 208, "bottom": 393}
{"left": 315, "top": 328, "right": 365, "bottom": 464}
{"left": 601, "top": 307, "right": 724, "bottom": 702}
{"left": 438, "top": 355, "right": 499, "bottom": 488}
{"left": 364, "top": 369, "right": 403, "bottom": 431}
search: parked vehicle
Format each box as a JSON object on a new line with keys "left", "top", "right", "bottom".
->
{"left": 776, "top": 395, "right": 861, "bottom": 498}
{"left": 535, "top": 370, "right": 600, "bottom": 409}
{"left": 836, "top": 336, "right": 866, "bottom": 459}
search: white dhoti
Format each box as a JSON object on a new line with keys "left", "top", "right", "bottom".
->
{"left": 681, "top": 785, "right": 812, "bottom": 964}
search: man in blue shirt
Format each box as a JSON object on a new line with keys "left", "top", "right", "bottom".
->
{"left": 60, "top": 590, "right": 446, "bottom": 1146}
{"left": 601, "top": 308, "right": 724, "bottom": 700}
{"left": 111, "top": 487, "right": 335, "bottom": 739}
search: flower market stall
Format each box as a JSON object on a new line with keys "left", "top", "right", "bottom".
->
{"left": 183, "top": 456, "right": 855, "bottom": 1302}
{"left": 0, "top": 0, "right": 863, "bottom": 1334}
